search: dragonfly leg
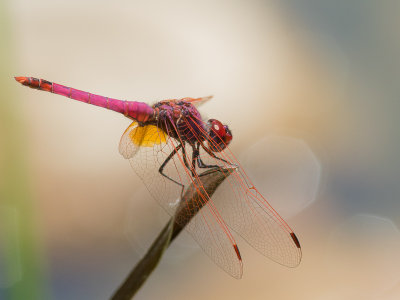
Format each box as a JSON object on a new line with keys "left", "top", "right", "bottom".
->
{"left": 192, "top": 144, "right": 222, "bottom": 178}
{"left": 181, "top": 143, "right": 197, "bottom": 177}
{"left": 200, "top": 143, "right": 238, "bottom": 168}
{"left": 159, "top": 144, "right": 185, "bottom": 192}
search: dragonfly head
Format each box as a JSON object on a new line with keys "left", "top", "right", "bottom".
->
{"left": 206, "top": 119, "right": 232, "bottom": 152}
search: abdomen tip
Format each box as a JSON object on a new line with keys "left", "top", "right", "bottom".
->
{"left": 15, "top": 76, "right": 27, "bottom": 84}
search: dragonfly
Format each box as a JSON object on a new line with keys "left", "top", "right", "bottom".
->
{"left": 15, "top": 76, "right": 301, "bottom": 278}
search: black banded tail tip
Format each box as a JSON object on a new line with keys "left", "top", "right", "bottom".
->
{"left": 290, "top": 232, "right": 301, "bottom": 248}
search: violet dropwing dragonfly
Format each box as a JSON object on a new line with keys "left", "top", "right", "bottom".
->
{"left": 15, "top": 76, "right": 301, "bottom": 278}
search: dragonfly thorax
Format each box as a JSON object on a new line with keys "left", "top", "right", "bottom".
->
{"left": 152, "top": 100, "right": 232, "bottom": 151}
{"left": 153, "top": 100, "right": 205, "bottom": 144}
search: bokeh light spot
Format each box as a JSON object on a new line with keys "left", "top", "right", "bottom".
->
{"left": 239, "top": 135, "right": 321, "bottom": 218}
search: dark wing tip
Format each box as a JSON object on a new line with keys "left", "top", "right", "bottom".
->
{"left": 290, "top": 232, "right": 301, "bottom": 249}
{"left": 233, "top": 244, "right": 242, "bottom": 261}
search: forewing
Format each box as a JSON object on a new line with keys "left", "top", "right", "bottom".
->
{"left": 211, "top": 174, "right": 302, "bottom": 267}
{"left": 184, "top": 115, "right": 302, "bottom": 267}
{"left": 119, "top": 121, "right": 243, "bottom": 277}
{"left": 177, "top": 187, "right": 243, "bottom": 278}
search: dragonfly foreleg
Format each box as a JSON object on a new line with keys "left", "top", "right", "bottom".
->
{"left": 200, "top": 143, "right": 238, "bottom": 168}
{"left": 193, "top": 143, "right": 221, "bottom": 177}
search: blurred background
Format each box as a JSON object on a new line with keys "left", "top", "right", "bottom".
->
{"left": 1, "top": 0, "right": 400, "bottom": 299}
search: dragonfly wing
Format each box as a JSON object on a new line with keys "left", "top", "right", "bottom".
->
{"left": 119, "top": 121, "right": 243, "bottom": 278}
{"left": 119, "top": 121, "right": 179, "bottom": 217}
{"left": 177, "top": 194, "right": 243, "bottom": 278}
{"left": 183, "top": 115, "right": 302, "bottom": 267}
{"left": 211, "top": 173, "right": 302, "bottom": 267}
{"left": 180, "top": 96, "right": 213, "bottom": 107}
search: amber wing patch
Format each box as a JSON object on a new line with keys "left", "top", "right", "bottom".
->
{"left": 129, "top": 122, "right": 166, "bottom": 147}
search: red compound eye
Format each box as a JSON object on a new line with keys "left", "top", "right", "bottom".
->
{"left": 224, "top": 126, "right": 232, "bottom": 144}
{"left": 207, "top": 119, "right": 233, "bottom": 152}
{"left": 211, "top": 120, "right": 225, "bottom": 137}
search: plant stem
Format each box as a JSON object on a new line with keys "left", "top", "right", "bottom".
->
{"left": 110, "top": 167, "right": 235, "bottom": 300}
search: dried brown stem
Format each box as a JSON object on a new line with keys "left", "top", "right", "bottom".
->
{"left": 110, "top": 167, "right": 235, "bottom": 300}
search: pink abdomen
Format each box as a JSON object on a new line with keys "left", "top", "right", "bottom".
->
{"left": 15, "top": 77, "right": 154, "bottom": 123}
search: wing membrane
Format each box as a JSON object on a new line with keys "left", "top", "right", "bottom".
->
{"left": 119, "top": 121, "right": 243, "bottom": 278}
{"left": 119, "top": 109, "right": 302, "bottom": 275}
{"left": 183, "top": 114, "right": 302, "bottom": 267}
